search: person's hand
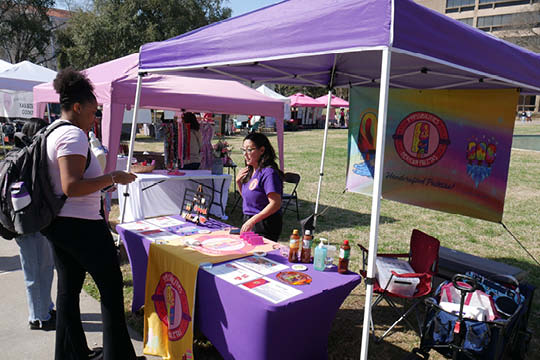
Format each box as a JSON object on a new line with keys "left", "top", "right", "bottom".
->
{"left": 110, "top": 170, "right": 137, "bottom": 185}
{"left": 236, "top": 167, "right": 249, "bottom": 184}
{"left": 241, "top": 217, "right": 256, "bottom": 233}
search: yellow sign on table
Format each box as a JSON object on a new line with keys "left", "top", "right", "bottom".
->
{"left": 143, "top": 233, "right": 276, "bottom": 359}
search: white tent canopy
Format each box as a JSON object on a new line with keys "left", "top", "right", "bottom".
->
{"left": 0, "top": 61, "right": 56, "bottom": 91}
{"left": 256, "top": 84, "right": 291, "bottom": 127}
{"left": 0, "top": 59, "right": 12, "bottom": 71}
{"left": 0, "top": 61, "right": 56, "bottom": 119}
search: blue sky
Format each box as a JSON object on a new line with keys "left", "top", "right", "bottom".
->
{"left": 55, "top": 1, "right": 283, "bottom": 16}
{"left": 227, "top": 0, "right": 282, "bottom": 16}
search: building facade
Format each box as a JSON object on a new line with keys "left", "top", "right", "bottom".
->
{"left": 417, "top": 0, "right": 540, "bottom": 114}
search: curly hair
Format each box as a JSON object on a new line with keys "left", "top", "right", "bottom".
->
{"left": 241, "top": 132, "right": 284, "bottom": 184}
{"left": 53, "top": 68, "right": 96, "bottom": 111}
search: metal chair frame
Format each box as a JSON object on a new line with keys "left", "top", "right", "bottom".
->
{"left": 281, "top": 172, "right": 301, "bottom": 220}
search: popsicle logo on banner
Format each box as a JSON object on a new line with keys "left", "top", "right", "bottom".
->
{"left": 392, "top": 111, "right": 450, "bottom": 167}
{"left": 346, "top": 87, "right": 518, "bottom": 222}
{"left": 151, "top": 272, "right": 191, "bottom": 341}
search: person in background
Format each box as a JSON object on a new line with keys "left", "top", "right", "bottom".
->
{"left": 526, "top": 110, "right": 532, "bottom": 122}
{"left": 236, "top": 133, "right": 283, "bottom": 241}
{"left": 45, "top": 68, "right": 144, "bottom": 360}
{"left": 339, "top": 108, "right": 345, "bottom": 127}
{"left": 13, "top": 118, "right": 56, "bottom": 331}
{"left": 181, "top": 112, "right": 202, "bottom": 170}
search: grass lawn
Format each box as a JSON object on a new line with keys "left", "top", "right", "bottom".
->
{"left": 102, "top": 121, "right": 538, "bottom": 359}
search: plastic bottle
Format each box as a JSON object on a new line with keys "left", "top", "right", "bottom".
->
{"left": 314, "top": 239, "right": 327, "bottom": 271}
{"left": 338, "top": 240, "right": 351, "bottom": 274}
{"left": 10, "top": 181, "right": 31, "bottom": 211}
{"left": 288, "top": 229, "right": 300, "bottom": 263}
{"left": 89, "top": 131, "right": 107, "bottom": 172}
{"left": 300, "top": 229, "right": 313, "bottom": 263}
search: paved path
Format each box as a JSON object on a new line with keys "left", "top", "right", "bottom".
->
{"left": 0, "top": 237, "right": 152, "bottom": 359}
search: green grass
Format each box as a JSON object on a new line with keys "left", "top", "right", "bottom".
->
{"left": 91, "top": 122, "right": 539, "bottom": 359}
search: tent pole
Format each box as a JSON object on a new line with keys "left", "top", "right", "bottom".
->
{"left": 313, "top": 90, "right": 333, "bottom": 228}
{"left": 120, "top": 73, "right": 144, "bottom": 224}
{"left": 360, "top": 47, "right": 392, "bottom": 360}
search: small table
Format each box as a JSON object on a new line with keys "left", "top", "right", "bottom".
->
{"left": 438, "top": 246, "right": 528, "bottom": 281}
{"left": 118, "top": 170, "right": 232, "bottom": 221}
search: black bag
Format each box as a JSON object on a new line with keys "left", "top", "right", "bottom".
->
{"left": 0, "top": 121, "right": 88, "bottom": 239}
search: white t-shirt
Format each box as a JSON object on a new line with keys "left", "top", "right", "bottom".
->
{"left": 46, "top": 122, "right": 103, "bottom": 220}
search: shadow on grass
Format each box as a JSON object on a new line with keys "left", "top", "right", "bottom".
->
{"left": 328, "top": 307, "right": 418, "bottom": 360}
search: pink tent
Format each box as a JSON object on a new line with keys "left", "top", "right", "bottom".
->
{"left": 314, "top": 94, "right": 349, "bottom": 107}
{"left": 33, "top": 53, "right": 285, "bottom": 172}
{"left": 288, "top": 92, "right": 325, "bottom": 108}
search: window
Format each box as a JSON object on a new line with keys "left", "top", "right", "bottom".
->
{"left": 445, "top": 0, "right": 475, "bottom": 13}
{"left": 477, "top": 12, "right": 540, "bottom": 31}
{"left": 458, "top": 18, "right": 474, "bottom": 26}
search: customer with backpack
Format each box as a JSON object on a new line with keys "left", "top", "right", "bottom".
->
{"left": 44, "top": 68, "right": 144, "bottom": 360}
{"left": 13, "top": 118, "right": 56, "bottom": 331}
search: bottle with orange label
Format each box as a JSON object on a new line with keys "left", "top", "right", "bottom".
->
{"left": 338, "top": 240, "right": 351, "bottom": 274}
{"left": 300, "top": 229, "right": 313, "bottom": 263}
{"left": 288, "top": 229, "right": 300, "bottom": 263}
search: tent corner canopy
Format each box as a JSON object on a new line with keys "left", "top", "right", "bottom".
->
{"left": 138, "top": 0, "right": 540, "bottom": 93}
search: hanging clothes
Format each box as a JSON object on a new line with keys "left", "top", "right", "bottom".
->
{"left": 200, "top": 122, "right": 214, "bottom": 170}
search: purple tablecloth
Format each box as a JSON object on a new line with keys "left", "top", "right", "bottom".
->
{"left": 117, "top": 219, "right": 361, "bottom": 360}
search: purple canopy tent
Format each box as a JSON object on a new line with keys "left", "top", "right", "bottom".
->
{"left": 135, "top": 0, "right": 540, "bottom": 358}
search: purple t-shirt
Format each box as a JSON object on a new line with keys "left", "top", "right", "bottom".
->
{"left": 242, "top": 167, "right": 283, "bottom": 216}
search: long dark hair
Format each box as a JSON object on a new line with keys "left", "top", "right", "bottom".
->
{"left": 53, "top": 68, "right": 96, "bottom": 111}
{"left": 183, "top": 112, "right": 200, "bottom": 131}
{"left": 241, "top": 132, "right": 284, "bottom": 183}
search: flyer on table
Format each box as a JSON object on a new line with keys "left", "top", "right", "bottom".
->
{"left": 239, "top": 277, "right": 302, "bottom": 304}
{"left": 234, "top": 256, "right": 289, "bottom": 275}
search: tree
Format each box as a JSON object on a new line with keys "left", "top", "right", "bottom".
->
{"left": 56, "top": 0, "right": 232, "bottom": 69}
{"left": 0, "top": 0, "right": 55, "bottom": 64}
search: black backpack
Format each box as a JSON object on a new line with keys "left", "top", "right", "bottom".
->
{"left": 0, "top": 120, "right": 89, "bottom": 239}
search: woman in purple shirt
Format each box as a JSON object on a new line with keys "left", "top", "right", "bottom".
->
{"left": 236, "top": 133, "right": 284, "bottom": 241}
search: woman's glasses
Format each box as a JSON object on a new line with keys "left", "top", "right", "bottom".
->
{"left": 240, "top": 147, "right": 257, "bottom": 154}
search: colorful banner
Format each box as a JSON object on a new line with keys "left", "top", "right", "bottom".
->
{"left": 346, "top": 88, "right": 518, "bottom": 222}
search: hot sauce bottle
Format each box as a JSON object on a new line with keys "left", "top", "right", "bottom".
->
{"left": 300, "top": 229, "right": 313, "bottom": 263}
{"left": 338, "top": 240, "right": 351, "bottom": 274}
{"left": 288, "top": 229, "right": 300, "bottom": 263}
{"left": 289, "top": 229, "right": 300, "bottom": 262}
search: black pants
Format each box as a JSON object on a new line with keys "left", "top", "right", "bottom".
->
{"left": 44, "top": 217, "right": 136, "bottom": 360}
{"left": 243, "top": 211, "right": 283, "bottom": 241}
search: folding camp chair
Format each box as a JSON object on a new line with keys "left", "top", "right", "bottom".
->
{"left": 281, "top": 172, "right": 301, "bottom": 220}
{"left": 358, "top": 229, "right": 440, "bottom": 342}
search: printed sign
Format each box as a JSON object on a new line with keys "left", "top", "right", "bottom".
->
{"left": 346, "top": 88, "right": 518, "bottom": 222}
